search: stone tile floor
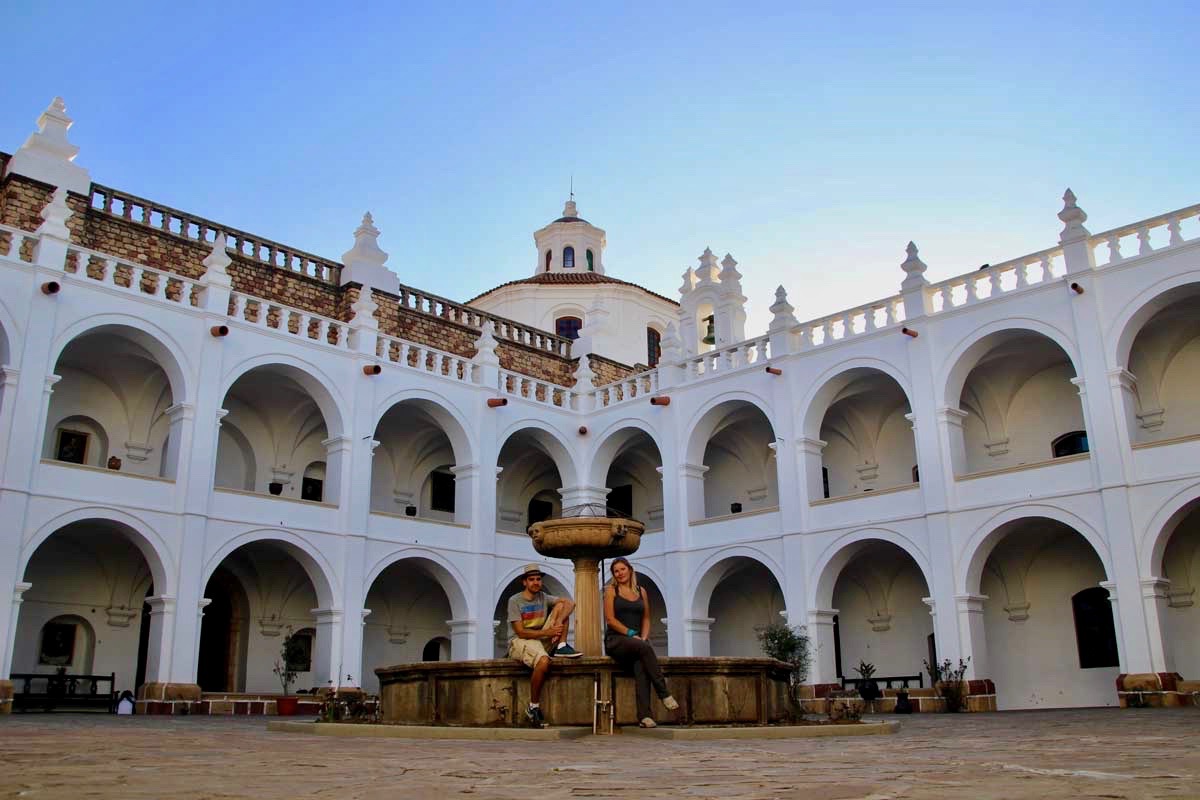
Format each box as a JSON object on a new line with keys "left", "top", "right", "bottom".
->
{"left": 1, "top": 708, "right": 1197, "bottom": 799}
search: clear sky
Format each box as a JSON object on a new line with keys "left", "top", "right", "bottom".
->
{"left": 2, "top": 2, "right": 1196, "bottom": 334}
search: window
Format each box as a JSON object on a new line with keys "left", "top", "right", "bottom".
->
{"left": 822, "top": 467, "right": 830, "bottom": 499}
{"left": 1053, "top": 431, "right": 1089, "bottom": 458}
{"left": 555, "top": 316, "right": 582, "bottom": 340}
{"left": 422, "top": 638, "right": 448, "bottom": 661}
{"left": 55, "top": 429, "right": 89, "bottom": 464}
{"left": 430, "top": 470, "right": 455, "bottom": 513}
{"left": 1072, "top": 587, "right": 1119, "bottom": 669}
{"left": 301, "top": 477, "right": 323, "bottom": 502}
{"left": 287, "top": 628, "right": 315, "bottom": 672}
{"left": 911, "top": 464, "right": 920, "bottom": 483}
{"left": 608, "top": 485, "right": 633, "bottom": 518}
{"left": 545, "top": 250, "right": 552, "bottom": 271}
{"left": 563, "top": 246, "right": 575, "bottom": 268}
{"left": 586, "top": 249, "right": 594, "bottom": 271}
{"left": 528, "top": 498, "right": 554, "bottom": 526}
{"left": 647, "top": 328, "right": 661, "bottom": 367}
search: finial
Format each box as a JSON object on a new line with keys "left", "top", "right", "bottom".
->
{"left": 202, "top": 232, "right": 232, "bottom": 275}
{"left": 1058, "top": 188, "right": 1090, "bottom": 242}
{"left": 35, "top": 187, "right": 73, "bottom": 240}
{"left": 679, "top": 267, "right": 697, "bottom": 296}
{"left": 769, "top": 285, "right": 797, "bottom": 330}
{"left": 696, "top": 248, "right": 720, "bottom": 284}
{"left": 8, "top": 96, "right": 91, "bottom": 194}
{"left": 356, "top": 212, "right": 379, "bottom": 237}
{"left": 900, "top": 241, "right": 929, "bottom": 291}
{"left": 50, "top": 96, "right": 67, "bottom": 113}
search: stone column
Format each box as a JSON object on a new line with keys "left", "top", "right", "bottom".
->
{"left": 678, "top": 463, "right": 709, "bottom": 522}
{"left": 558, "top": 485, "right": 610, "bottom": 509}
{"left": 683, "top": 617, "right": 714, "bottom": 656}
{"left": 0, "top": 368, "right": 20, "bottom": 471}
{"left": 954, "top": 594, "right": 990, "bottom": 679}
{"left": 450, "top": 464, "right": 479, "bottom": 526}
{"left": 572, "top": 558, "right": 603, "bottom": 656}
{"left": 935, "top": 407, "right": 968, "bottom": 478}
{"left": 0, "top": 582, "right": 32, "bottom": 714}
{"left": 322, "top": 435, "right": 353, "bottom": 510}
{"left": 446, "top": 618, "right": 477, "bottom": 661}
{"left": 311, "top": 608, "right": 343, "bottom": 688}
{"left": 807, "top": 609, "right": 838, "bottom": 684}
{"left": 1140, "top": 578, "right": 1174, "bottom": 674}
{"left": 795, "top": 438, "right": 826, "bottom": 503}
{"left": 162, "top": 403, "right": 194, "bottom": 482}
{"left": 136, "top": 595, "right": 201, "bottom": 710}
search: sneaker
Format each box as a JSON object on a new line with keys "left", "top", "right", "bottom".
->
{"left": 552, "top": 642, "right": 583, "bottom": 658}
{"left": 662, "top": 695, "right": 679, "bottom": 711}
{"left": 639, "top": 717, "right": 657, "bottom": 728}
{"left": 525, "top": 705, "right": 545, "bottom": 727}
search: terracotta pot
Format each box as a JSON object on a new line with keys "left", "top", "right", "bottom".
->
{"left": 107, "top": 456, "right": 122, "bottom": 471}
{"left": 275, "top": 696, "right": 299, "bottom": 716}
{"left": 268, "top": 482, "right": 284, "bottom": 496}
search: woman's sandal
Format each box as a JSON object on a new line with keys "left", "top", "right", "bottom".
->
{"left": 639, "top": 717, "right": 657, "bottom": 728}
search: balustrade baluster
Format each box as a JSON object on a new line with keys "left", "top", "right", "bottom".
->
{"left": 1137, "top": 226, "right": 1153, "bottom": 255}
{"left": 1106, "top": 234, "right": 1123, "bottom": 263}
{"left": 1039, "top": 254, "right": 1053, "bottom": 280}
{"left": 1167, "top": 216, "right": 1183, "bottom": 246}
{"left": 989, "top": 270, "right": 1002, "bottom": 296}
{"left": 1015, "top": 261, "right": 1029, "bottom": 288}
{"left": 154, "top": 271, "right": 169, "bottom": 300}
{"left": 965, "top": 277, "right": 979, "bottom": 303}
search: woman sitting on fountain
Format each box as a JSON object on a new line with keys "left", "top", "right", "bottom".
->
{"left": 604, "top": 557, "right": 679, "bottom": 728}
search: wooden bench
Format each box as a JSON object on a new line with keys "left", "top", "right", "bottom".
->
{"left": 11, "top": 671, "right": 118, "bottom": 713}
{"left": 841, "top": 673, "right": 924, "bottom": 692}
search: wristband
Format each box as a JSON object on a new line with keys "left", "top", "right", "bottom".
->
{"left": 627, "top": 628, "right": 637, "bottom": 637}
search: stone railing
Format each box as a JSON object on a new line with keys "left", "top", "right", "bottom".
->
{"left": 63, "top": 240, "right": 205, "bottom": 307}
{"left": 228, "top": 292, "right": 350, "bottom": 348}
{"left": 376, "top": 332, "right": 476, "bottom": 383}
{"left": 1090, "top": 202, "right": 1200, "bottom": 267}
{"left": 679, "top": 334, "right": 773, "bottom": 381}
{"left": 924, "top": 246, "right": 1065, "bottom": 315}
{"left": 394, "top": 284, "right": 573, "bottom": 358}
{"left": 588, "top": 369, "right": 659, "bottom": 407}
{"left": 498, "top": 368, "right": 572, "bottom": 408}
{"left": 797, "top": 296, "right": 906, "bottom": 347}
{"left": 0, "top": 223, "right": 38, "bottom": 262}
{"left": 89, "top": 184, "right": 343, "bottom": 284}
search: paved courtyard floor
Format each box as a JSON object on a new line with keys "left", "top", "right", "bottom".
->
{"left": 1, "top": 708, "right": 1197, "bottom": 799}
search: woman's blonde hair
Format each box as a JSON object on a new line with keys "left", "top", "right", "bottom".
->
{"left": 608, "top": 556, "right": 639, "bottom": 595}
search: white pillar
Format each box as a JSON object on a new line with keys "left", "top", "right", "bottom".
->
{"left": 311, "top": 608, "right": 343, "bottom": 688}
{"left": 450, "top": 464, "right": 479, "bottom": 526}
{"left": 684, "top": 617, "right": 715, "bottom": 656}
{"left": 954, "top": 594, "right": 989, "bottom": 680}
{"left": 322, "top": 435, "right": 353, "bottom": 510}
{"left": 1, "top": 583, "right": 32, "bottom": 679}
{"left": 1099, "top": 580, "right": 1128, "bottom": 673}
{"left": 446, "top": 618, "right": 477, "bottom": 660}
{"left": 1140, "top": 578, "right": 1174, "bottom": 674}
{"left": 678, "top": 463, "right": 708, "bottom": 522}
{"left": 143, "top": 595, "right": 177, "bottom": 687}
{"left": 807, "top": 608, "right": 838, "bottom": 683}
{"left": 162, "top": 403, "right": 194, "bottom": 482}
{"left": 558, "top": 484, "right": 610, "bottom": 509}
{"left": 796, "top": 438, "right": 826, "bottom": 501}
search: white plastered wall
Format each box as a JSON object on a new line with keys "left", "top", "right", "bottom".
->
{"left": 362, "top": 562, "right": 453, "bottom": 694}
{"left": 1161, "top": 510, "right": 1200, "bottom": 677}
{"left": 708, "top": 562, "right": 785, "bottom": 657}
{"left": 702, "top": 409, "right": 778, "bottom": 518}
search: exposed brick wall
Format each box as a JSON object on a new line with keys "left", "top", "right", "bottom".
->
{"left": 589, "top": 354, "right": 641, "bottom": 387}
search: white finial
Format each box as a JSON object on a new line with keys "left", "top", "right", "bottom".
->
{"left": 562, "top": 199, "right": 578, "bottom": 218}
{"left": 719, "top": 253, "right": 743, "bottom": 290}
{"left": 678, "top": 267, "right": 697, "bottom": 296}
{"left": 35, "top": 187, "right": 73, "bottom": 240}
{"left": 474, "top": 320, "right": 500, "bottom": 364}
{"left": 1058, "top": 188, "right": 1090, "bottom": 242}
{"left": 696, "top": 247, "right": 720, "bottom": 284}
{"left": 900, "top": 241, "right": 929, "bottom": 291}
{"left": 659, "top": 322, "right": 683, "bottom": 363}
{"left": 9, "top": 96, "right": 91, "bottom": 194}
{"left": 769, "top": 286, "right": 797, "bottom": 330}
{"left": 340, "top": 211, "right": 395, "bottom": 291}
{"left": 202, "top": 232, "right": 232, "bottom": 276}
{"left": 572, "top": 354, "right": 595, "bottom": 388}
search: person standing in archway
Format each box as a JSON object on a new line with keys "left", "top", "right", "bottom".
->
{"left": 507, "top": 564, "right": 582, "bottom": 726}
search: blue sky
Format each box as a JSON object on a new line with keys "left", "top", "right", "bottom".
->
{"left": 2, "top": 3, "right": 1196, "bottom": 333}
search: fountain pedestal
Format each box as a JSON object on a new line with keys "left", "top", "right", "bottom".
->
{"left": 527, "top": 516, "right": 643, "bottom": 656}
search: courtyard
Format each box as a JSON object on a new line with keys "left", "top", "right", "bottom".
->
{"left": 0, "top": 708, "right": 1196, "bottom": 799}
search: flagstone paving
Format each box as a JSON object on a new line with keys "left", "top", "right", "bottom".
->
{"left": 1, "top": 708, "right": 1196, "bottom": 799}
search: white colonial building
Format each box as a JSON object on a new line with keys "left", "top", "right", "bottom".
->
{"left": 0, "top": 98, "right": 1197, "bottom": 713}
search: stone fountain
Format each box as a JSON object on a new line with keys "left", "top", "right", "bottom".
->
{"left": 526, "top": 502, "right": 643, "bottom": 656}
{"left": 374, "top": 504, "right": 791, "bottom": 728}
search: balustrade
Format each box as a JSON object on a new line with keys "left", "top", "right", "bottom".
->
{"left": 1089, "top": 202, "right": 1200, "bottom": 267}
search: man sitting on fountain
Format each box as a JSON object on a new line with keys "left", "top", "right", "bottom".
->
{"left": 507, "top": 564, "right": 583, "bottom": 726}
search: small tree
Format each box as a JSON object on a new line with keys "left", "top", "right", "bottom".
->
{"left": 273, "top": 629, "right": 305, "bottom": 696}
{"left": 757, "top": 622, "right": 811, "bottom": 718}
{"left": 924, "top": 656, "right": 970, "bottom": 712}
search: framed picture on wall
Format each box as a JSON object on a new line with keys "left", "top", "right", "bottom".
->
{"left": 39, "top": 621, "right": 77, "bottom": 666}
{"left": 55, "top": 429, "right": 89, "bottom": 465}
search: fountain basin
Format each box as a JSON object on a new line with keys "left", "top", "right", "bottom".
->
{"left": 527, "top": 516, "right": 643, "bottom": 560}
{"left": 376, "top": 657, "right": 792, "bottom": 727}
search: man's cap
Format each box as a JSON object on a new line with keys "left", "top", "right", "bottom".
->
{"left": 521, "top": 564, "right": 545, "bottom": 579}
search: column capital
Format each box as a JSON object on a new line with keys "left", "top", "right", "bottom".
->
{"left": 311, "top": 608, "right": 344, "bottom": 623}
{"left": 922, "top": 596, "right": 937, "bottom": 617}
{"left": 449, "top": 463, "right": 480, "bottom": 479}
{"left": 446, "top": 618, "right": 477, "bottom": 635}
{"left": 43, "top": 373, "right": 62, "bottom": 395}
{"left": 1069, "top": 376, "right": 1087, "bottom": 397}
{"left": 165, "top": 402, "right": 195, "bottom": 423}
{"left": 1, "top": 365, "right": 19, "bottom": 387}
{"left": 146, "top": 595, "right": 177, "bottom": 615}
{"left": 935, "top": 407, "right": 968, "bottom": 427}
{"left": 13, "top": 582, "right": 33, "bottom": 602}
{"left": 322, "top": 435, "right": 353, "bottom": 454}
{"left": 683, "top": 617, "right": 715, "bottom": 634}
{"left": 1140, "top": 577, "right": 1171, "bottom": 600}
{"left": 1098, "top": 580, "right": 1119, "bottom": 603}
{"left": 796, "top": 437, "right": 827, "bottom": 455}
{"left": 806, "top": 608, "right": 838, "bottom": 625}
{"left": 678, "top": 462, "right": 710, "bottom": 480}
{"left": 954, "top": 594, "right": 988, "bottom": 614}
{"left": 216, "top": 408, "right": 230, "bottom": 423}
{"left": 197, "top": 598, "right": 212, "bottom": 618}
{"left": 1107, "top": 368, "right": 1137, "bottom": 392}
{"left": 903, "top": 412, "right": 917, "bottom": 432}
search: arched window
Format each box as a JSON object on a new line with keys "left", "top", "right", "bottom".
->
{"left": 563, "top": 246, "right": 575, "bottom": 268}
{"left": 646, "top": 328, "right": 661, "bottom": 366}
{"left": 528, "top": 497, "right": 554, "bottom": 526}
{"left": 301, "top": 461, "right": 325, "bottom": 502}
{"left": 586, "top": 249, "right": 594, "bottom": 271}
{"left": 429, "top": 469, "right": 455, "bottom": 513}
{"left": 422, "top": 637, "right": 450, "bottom": 661}
{"left": 555, "top": 316, "right": 582, "bottom": 340}
{"left": 1052, "top": 430, "right": 1089, "bottom": 458}
{"left": 544, "top": 250, "right": 552, "bottom": 272}
{"left": 1072, "top": 587, "right": 1118, "bottom": 668}
{"left": 821, "top": 467, "right": 830, "bottom": 499}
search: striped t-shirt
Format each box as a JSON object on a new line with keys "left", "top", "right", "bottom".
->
{"left": 507, "top": 590, "right": 561, "bottom": 639}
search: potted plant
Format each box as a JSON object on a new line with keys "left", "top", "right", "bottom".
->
{"left": 855, "top": 660, "right": 881, "bottom": 708}
{"left": 273, "top": 629, "right": 305, "bottom": 716}
{"left": 756, "top": 622, "right": 811, "bottom": 721}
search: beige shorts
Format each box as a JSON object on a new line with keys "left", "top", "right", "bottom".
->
{"left": 508, "top": 636, "right": 550, "bottom": 668}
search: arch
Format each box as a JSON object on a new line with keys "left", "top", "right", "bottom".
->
{"left": 363, "top": 548, "right": 472, "bottom": 620}
{"left": 219, "top": 354, "right": 348, "bottom": 437}
{"left": 808, "top": 528, "right": 934, "bottom": 611}
{"left": 37, "top": 614, "right": 96, "bottom": 672}
{"left": 202, "top": 529, "right": 339, "bottom": 610}
{"left": 958, "top": 505, "right": 1114, "bottom": 596}
{"left": 687, "top": 546, "right": 785, "bottom": 619}
{"left": 562, "top": 246, "right": 575, "bottom": 268}
{"left": 48, "top": 316, "right": 192, "bottom": 404}
{"left": 1109, "top": 271, "right": 1200, "bottom": 369}
{"left": 0, "top": 292, "right": 21, "bottom": 365}
{"left": 19, "top": 507, "right": 174, "bottom": 598}
{"left": 497, "top": 419, "right": 579, "bottom": 487}
{"left": 797, "top": 358, "right": 915, "bottom": 441}
{"left": 586, "top": 418, "right": 666, "bottom": 489}
{"left": 939, "top": 319, "right": 1083, "bottom": 409}
{"left": 1143, "top": 482, "right": 1200, "bottom": 576}
{"left": 683, "top": 391, "right": 777, "bottom": 466}
{"left": 372, "top": 390, "right": 475, "bottom": 468}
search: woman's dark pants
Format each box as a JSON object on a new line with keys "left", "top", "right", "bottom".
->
{"left": 606, "top": 635, "right": 669, "bottom": 720}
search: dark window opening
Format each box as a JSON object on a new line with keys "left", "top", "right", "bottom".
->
{"left": 911, "top": 464, "right": 920, "bottom": 483}
{"left": 544, "top": 250, "right": 552, "bottom": 271}
{"left": 563, "top": 246, "right": 575, "bottom": 268}
{"left": 287, "top": 628, "right": 314, "bottom": 673}
{"left": 1052, "top": 431, "right": 1089, "bottom": 458}
{"left": 1073, "top": 587, "right": 1119, "bottom": 669}
{"left": 833, "top": 614, "right": 842, "bottom": 679}
{"left": 422, "top": 638, "right": 445, "bottom": 661}
{"left": 528, "top": 498, "right": 554, "bottom": 526}
{"left": 647, "top": 328, "right": 661, "bottom": 367}
{"left": 556, "top": 316, "right": 583, "bottom": 340}
{"left": 430, "top": 470, "right": 455, "bottom": 513}
{"left": 56, "top": 429, "right": 89, "bottom": 464}
{"left": 39, "top": 621, "right": 77, "bottom": 666}
{"left": 301, "top": 477, "right": 323, "bottom": 502}
{"left": 608, "top": 485, "right": 633, "bottom": 518}
{"left": 822, "top": 467, "right": 830, "bottom": 499}
{"left": 586, "top": 249, "right": 594, "bottom": 271}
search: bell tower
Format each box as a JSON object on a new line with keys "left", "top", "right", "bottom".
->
{"left": 532, "top": 198, "right": 607, "bottom": 276}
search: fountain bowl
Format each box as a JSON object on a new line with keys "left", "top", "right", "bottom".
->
{"left": 527, "top": 516, "right": 643, "bottom": 561}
